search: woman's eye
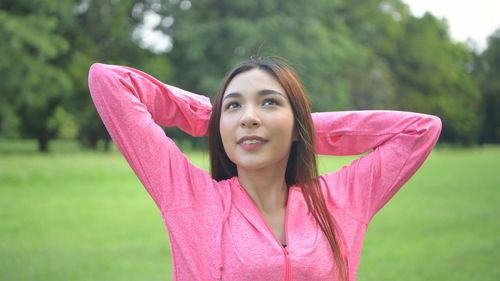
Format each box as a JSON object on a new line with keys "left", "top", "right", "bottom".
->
{"left": 263, "top": 98, "right": 279, "bottom": 106}
{"left": 225, "top": 102, "right": 240, "bottom": 110}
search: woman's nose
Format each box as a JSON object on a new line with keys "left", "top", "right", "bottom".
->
{"left": 240, "top": 106, "right": 261, "bottom": 128}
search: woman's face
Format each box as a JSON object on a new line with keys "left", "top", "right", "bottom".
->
{"left": 219, "top": 69, "right": 296, "bottom": 171}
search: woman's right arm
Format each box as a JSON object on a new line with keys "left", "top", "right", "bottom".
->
{"left": 88, "top": 63, "right": 215, "bottom": 211}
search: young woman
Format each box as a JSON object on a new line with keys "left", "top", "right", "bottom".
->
{"left": 88, "top": 59, "right": 441, "bottom": 281}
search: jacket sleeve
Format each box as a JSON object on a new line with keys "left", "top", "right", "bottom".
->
{"left": 313, "top": 110, "right": 442, "bottom": 222}
{"left": 88, "top": 63, "right": 217, "bottom": 212}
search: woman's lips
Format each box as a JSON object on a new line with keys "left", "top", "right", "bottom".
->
{"left": 237, "top": 136, "right": 267, "bottom": 150}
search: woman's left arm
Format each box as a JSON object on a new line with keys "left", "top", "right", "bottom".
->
{"left": 313, "top": 110, "right": 442, "bottom": 222}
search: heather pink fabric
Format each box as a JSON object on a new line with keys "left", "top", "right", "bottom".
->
{"left": 88, "top": 63, "right": 442, "bottom": 281}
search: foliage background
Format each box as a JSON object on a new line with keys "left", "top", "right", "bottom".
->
{"left": 0, "top": 0, "right": 499, "bottom": 150}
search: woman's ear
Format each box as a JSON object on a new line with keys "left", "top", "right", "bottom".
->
{"left": 292, "top": 126, "right": 298, "bottom": 142}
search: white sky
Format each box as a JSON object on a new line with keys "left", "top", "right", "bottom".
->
{"left": 403, "top": 0, "right": 500, "bottom": 51}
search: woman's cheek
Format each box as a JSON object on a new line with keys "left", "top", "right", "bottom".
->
{"left": 219, "top": 117, "right": 235, "bottom": 154}
{"left": 219, "top": 117, "right": 231, "bottom": 137}
{"left": 272, "top": 115, "right": 295, "bottom": 136}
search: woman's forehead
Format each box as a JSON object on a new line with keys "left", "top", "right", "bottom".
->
{"left": 223, "top": 69, "right": 285, "bottom": 98}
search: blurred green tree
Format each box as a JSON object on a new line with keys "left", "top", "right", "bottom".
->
{"left": 474, "top": 29, "right": 500, "bottom": 143}
{"left": 396, "top": 14, "right": 480, "bottom": 144}
{"left": 336, "top": 0, "right": 411, "bottom": 109}
{"left": 66, "top": 0, "right": 174, "bottom": 150}
{"left": 0, "top": 4, "right": 73, "bottom": 151}
{"left": 0, "top": 0, "right": 175, "bottom": 151}
{"left": 338, "top": 1, "right": 482, "bottom": 144}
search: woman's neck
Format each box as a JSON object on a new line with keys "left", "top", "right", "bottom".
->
{"left": 237, "top": 162, "right": 289, "bottom": 214}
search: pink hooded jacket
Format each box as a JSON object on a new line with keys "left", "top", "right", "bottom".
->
{"left": 88, "top": 63, "right": 441, "bottom": 281}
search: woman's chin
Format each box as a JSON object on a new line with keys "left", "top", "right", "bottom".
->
{"left": 233, "top": 154, "right": 291, "bottom": 173}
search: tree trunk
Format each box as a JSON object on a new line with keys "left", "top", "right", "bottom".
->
{"left": 104, "top": 139, "right": 111, "bottom": 152}
{"left": 38, "top": 137, "right": 49, "bottom": 153}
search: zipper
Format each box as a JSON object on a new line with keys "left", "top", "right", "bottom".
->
{"left": 284, "top": 247, "right": 291, "bottom": 281}
{"left": 284, "top": 190, "right": 291, "bottom": 281}
{"left": 238, "top": 184, "right": 292, "bottom": 281}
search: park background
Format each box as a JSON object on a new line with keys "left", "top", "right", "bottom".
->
{"left": 0, "top": 0, "right": 499, "bottom": 280}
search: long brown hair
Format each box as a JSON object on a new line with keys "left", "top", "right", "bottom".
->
{"left": 208, "top": 59, "right": 347, "bottom": 280}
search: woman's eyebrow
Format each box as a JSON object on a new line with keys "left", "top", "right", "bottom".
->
{"left": 223, "top": 89, "right": 285, "bottom": 101}
{"left": 259, "top": 89, "right": 286, "bottom": 98}
{"left": 223, "top": 92, "right": 242, "bottom": 101}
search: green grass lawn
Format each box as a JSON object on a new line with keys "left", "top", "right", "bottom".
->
{"left": 0, "top": 141, "right": 498, "bottom": 281}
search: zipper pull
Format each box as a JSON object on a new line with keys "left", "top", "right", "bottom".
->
{"left": 216, "top": 263, "right": 224, "bottom": 280}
